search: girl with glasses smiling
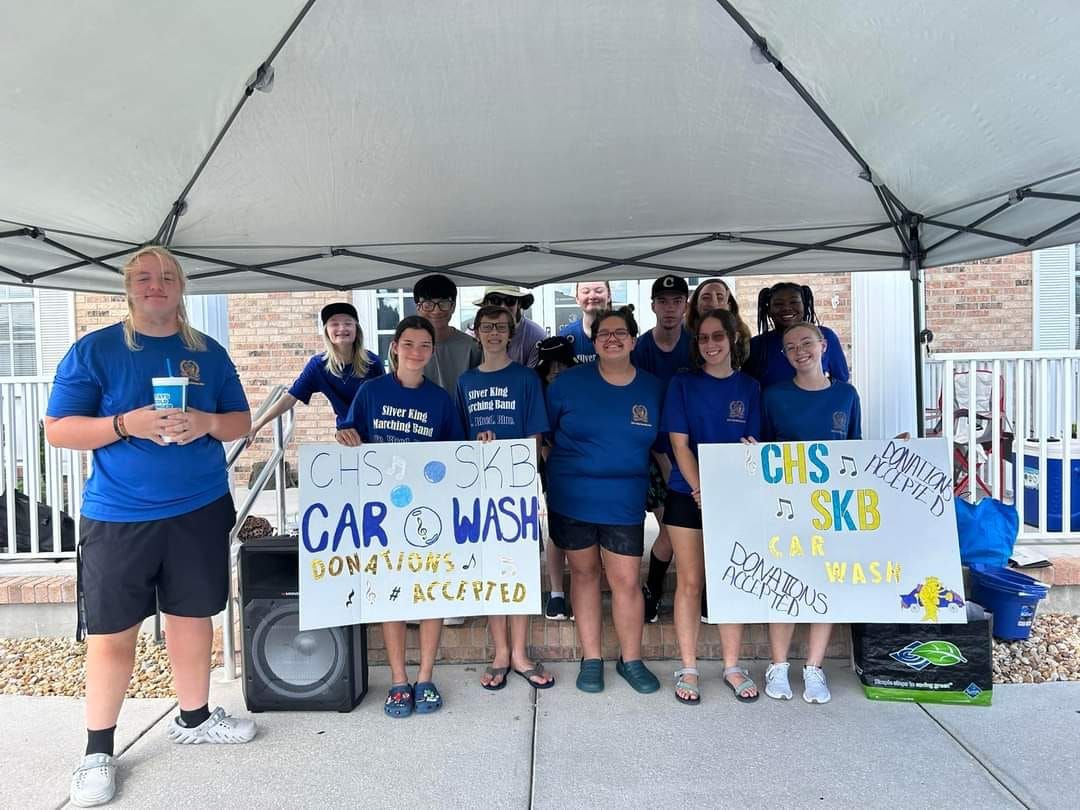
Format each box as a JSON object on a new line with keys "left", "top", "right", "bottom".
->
{"left": 544, "top": 306, "right": 665, "bottom": 695}
{"left": 661, "top": 308, "right": 762, "bottom": 705}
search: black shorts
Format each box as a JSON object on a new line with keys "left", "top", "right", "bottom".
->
{"left": 548, "top": 511, "right": 644, "bottom": 557}
{"left": 645, "top": 457, "right": 668, "bottom": 512}
{"left": 78, "top": 494, "right": 236, "bottom": 636}
{"left": 662, "top": 490, "right": 702, "bottom": 530}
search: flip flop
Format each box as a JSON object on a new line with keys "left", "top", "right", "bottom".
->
{"left": 723, "top": 666, "right": 760, "bottom": 703}
{"left": 481, "top": 665, "right": 509, "bottom": 691}
{"left": 513, "top": 662, "right": 555, "bottom": 689}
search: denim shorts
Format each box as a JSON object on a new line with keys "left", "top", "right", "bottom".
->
{"left": 548, "top": 511, "right": 644, "bottom": 557}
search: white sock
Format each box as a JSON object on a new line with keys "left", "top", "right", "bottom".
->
{"left": 550, "top": 591, "right": 565, "bottom": 599}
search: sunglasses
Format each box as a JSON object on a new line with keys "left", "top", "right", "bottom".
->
{"left": 484, "top": 294, "right": 520, "bottom": 307}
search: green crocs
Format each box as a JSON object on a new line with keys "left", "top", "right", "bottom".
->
{"left": 576, "top": 658, "right": 604, "bottom": 693}
{"left": 616, "top": 658, "right": 660, "bottom": 694}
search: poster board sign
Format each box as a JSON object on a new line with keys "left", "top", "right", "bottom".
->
{"left": 700, "top": 439, "right": 966, "bottom": 624}
{"left": 298, "top": 440, "right": 542, "bottom": 631}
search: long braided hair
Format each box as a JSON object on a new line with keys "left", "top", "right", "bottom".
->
{"left": 756, "top": 282, "right": 818, "bottom": 334}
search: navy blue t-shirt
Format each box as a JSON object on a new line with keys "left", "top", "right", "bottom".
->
{"left": 289, "top": 351, "right": 384, "bottom": 429}
{"left": 343, "top": 373, "right": 463, "bottom": 443}
{"left": 744, "top": 326, "right": 849, "bottom": 389}
{"left": 630, "top": 328, "right": 692, "bottom": 396}
{"left": 761, "top": 380, "right": 862, "bottom": 442}
{"left": 661, "top": 371, "right": 761, "bottom": 494}
{"left": 545, "top": 363, "right": 663, "bottom": 525}
{"left": 457, "top": 363, "right": 550, "bottom": 440}
{"left": 558, "top": 319, "right": 597, "bottom": 365}
{"left": 46, "top": 323, "right": 249, "bottom": 522}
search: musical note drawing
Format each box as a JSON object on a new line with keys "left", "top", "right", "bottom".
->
{"left": 385, "top": 456, "right": 406, "bottom": 480}
{"left": 365, "top": 582, "right": 376, "bottom": 605}
{"left": 462, "top": 553, "right": 477, "bottom": 571}
{"left": 345, "top": 589, "right": 355, "bottom": 608}
{"left": 776, "top": 498, "right": 794, "bottom": 520}
{"left": 744, "top": 447, "right": 758, "bottom": 477}
{"left": 840, "top": 455, "right": 858, "bottom": 477}
{"left": 499, "top": 556, "right": 517, "bottom": 578}
{"left": 403, "top": 507, "right": 441, "bottom": 548}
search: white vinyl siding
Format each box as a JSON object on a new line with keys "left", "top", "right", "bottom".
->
{"left": 1032, "top": 244, "right": 1076, "bottom": 350}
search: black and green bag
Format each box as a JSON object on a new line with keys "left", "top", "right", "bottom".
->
{"left": 851, "top": 608, "right": 993, "bottom": 706}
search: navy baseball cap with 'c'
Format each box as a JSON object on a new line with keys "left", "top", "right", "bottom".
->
{"left": 651, "top": 274, "right": 689, "bottom": 298}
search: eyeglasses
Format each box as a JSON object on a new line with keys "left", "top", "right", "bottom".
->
{"left": 484, "top": 295, "right": 519, "bottom": 307}
{"left": 783, "top": 338, "right": 821, "bottom": 355}
{"left": 417, "top": 299, "right": 453, "bottom": 313}
{"left": 477, "top": 322, "right": 511, "bottom": 334}
{"left": 696, "top": 331, "right": 728, "bottom": 345}
{"left": 596, "top": 329, "right": 631, "bottom": 342}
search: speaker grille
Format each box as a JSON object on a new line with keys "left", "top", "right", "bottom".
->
{"left": 250, "top": 602, "right": 346, "bottom": 699}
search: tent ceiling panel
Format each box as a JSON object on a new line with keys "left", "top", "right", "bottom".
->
{"left": 176, "top": 0, "right": 884, "bottom": 248}
{"left": 735, "top": 0, "right": 1080, "bottom": 216}
{"left": 0, "top": 1, "right": 306, "bottom": 242}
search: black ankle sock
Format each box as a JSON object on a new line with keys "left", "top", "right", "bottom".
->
{"left": 86, "top": 726, "right": 116, "bottom": 757}
{"left": 646, "top": 551, "right": 671, "bottom": 597}
{"left": 178, "top": 704, "right": 211, "bottom": 728}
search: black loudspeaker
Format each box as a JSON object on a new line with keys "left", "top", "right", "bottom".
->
{"left": 239, "top": 536, "right": 368, "bottom": 712}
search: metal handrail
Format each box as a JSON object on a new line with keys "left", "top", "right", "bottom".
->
{"left": 221, "top": 387, "right": 295, "bottom": 681}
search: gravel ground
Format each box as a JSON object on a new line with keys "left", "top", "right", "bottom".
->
{"left": 2, "top": 614, "right": 1078, "bottom": 696}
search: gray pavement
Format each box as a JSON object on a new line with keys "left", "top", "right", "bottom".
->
{"left": 1, "top": 663, "right": 1076, "bottom": 810}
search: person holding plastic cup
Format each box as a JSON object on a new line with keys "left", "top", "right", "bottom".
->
{"left": 246, "top": 302, "right": 384, "bottom": 448}
{"left": 45, "top": 246, "right": 254, "bottom": 808}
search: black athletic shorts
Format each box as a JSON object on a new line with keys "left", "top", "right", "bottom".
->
{"left": 662, "top": 489, "right": 702, "bottom": 530}
{"left": 77, "top": 494, "right": 236, "bottom": 636}
{"left": 548, "top": 511, "right": 644, "bottom": 557}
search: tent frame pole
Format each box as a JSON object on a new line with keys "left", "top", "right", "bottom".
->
{"left": 909, "top": 220, "right": 926, "bottom": 438}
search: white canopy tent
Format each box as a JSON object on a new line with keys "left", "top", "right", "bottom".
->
{"left": 2, "top": 0, "right": 1080, "bottom": 415}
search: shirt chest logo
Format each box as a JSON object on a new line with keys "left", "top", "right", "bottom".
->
{"left": 180, "top": 359, "right": 204, "bottom": 386}
{"left": 631, "top": 404, "right": 651, "bottom": 426}
{"left": 728, "top": 399, "right": 746, "bottom": 423}
{"left": 832, "top": 410, "right": 848, "bottom": 432}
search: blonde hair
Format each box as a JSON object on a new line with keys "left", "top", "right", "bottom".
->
{"left": 121, "top": 246, "right": 206, "bottom": 352}
{"left": 321, "top": 318, "right": 371, "bottom": 378}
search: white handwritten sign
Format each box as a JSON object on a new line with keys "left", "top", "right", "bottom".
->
{"left": 299, "top": 440, "right": 542, "bottom": 631}
{"left": 701, "top": 439, "right": 965, "bottom": 624}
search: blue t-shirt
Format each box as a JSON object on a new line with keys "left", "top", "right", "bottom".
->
{"left": 46, "top": 323, "right": 249, "bottom": 522}
{"left": 558, "top": 319, "right": 597, "bottom": 364}
{"left": 761, "top": 380, "right": 862, "bottom": 442}
{"left": 545, "top": 363, "right": 663, "bottom": 525}
{"left": 288, "top": 351, "right": 384, "bottom": 428}
{"left": 630, "top": 328, "right": 692, "bottom": 396}
{"left": 661, "top": 371, "right": 761, "bottom": 495}
{"left": 744, "top": 326, "right": 849, "bottom": 389}
{"left": 457, "top": 363, "right": 550, "bottom": 440}
{"left": 343, "top": 374, "right": 464, "bottom": 443}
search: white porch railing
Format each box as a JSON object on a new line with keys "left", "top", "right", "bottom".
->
{"left": 923, "top": 351, "right": 1080, "bottom": 545}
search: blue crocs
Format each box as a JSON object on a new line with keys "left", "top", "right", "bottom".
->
{"left": 384, "top": 683, "right": 414, "bottom": 718}
{"left": 413, "top": 681, "right": 443, "bottom": 714}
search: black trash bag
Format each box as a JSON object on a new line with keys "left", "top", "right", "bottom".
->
{"left": 0, "top": 489, "right": 76, "bottom": 553}
{"left": 851, "top": 606, "right": 993, "bottom": 706}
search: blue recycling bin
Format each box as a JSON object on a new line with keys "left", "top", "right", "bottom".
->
{"left": 1010, "top": 440, "right": 1080, "bottom": 531}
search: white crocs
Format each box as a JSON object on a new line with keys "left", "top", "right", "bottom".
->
{"left": 70, "top": 753, "right": 116, "bottom": 807}
{"left": 802, "top": 665, "right": 832, "bottom": 704}
{"left": 764, "top": 662, "right": 793, "bottom": 700}
{"left": 166, "top": 706, "right": 257, "bottom": 745}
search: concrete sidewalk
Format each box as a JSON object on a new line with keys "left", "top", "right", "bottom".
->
{"left": 3, "top": 663, "right": 1076, "bottom": 810}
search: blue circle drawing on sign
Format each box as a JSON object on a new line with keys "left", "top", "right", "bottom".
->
{"left": 424, "top": 460, "right": 446, "bottom": 483}
{"left": 404, "top": 507, "right": 442, "bottom": 548}
{"left": 390, "top": 485, "right": 413, "bottom": 508}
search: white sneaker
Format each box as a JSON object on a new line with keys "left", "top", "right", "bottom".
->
{"left": 166, "top": 707, "right": 257, "bottom": 744}
{"left": 764, "top": 662, "right": 792, "bottom": 700}
{"left": 802, "top": 665, "right": 831, "bottom": 704}
{"left": 442, "top": 616, "right": 465, "bottom": 626}
{"left": 70, "top": 753, "right": 116, "bottom": 807}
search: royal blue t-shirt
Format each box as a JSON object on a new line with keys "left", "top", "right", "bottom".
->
{"left": 558, "top": 319, "right": 597, "bottom": 364}
{"left": 289, "top": 351, "right": 384, "bottom": 429}
{"left": 743, "top": 326, "right": 849, "bottom": 389}
{"left": 761, "top": 380, "right": 862, "bottom": 442}
{"left": 661, "top": 371, "right": 762, "bottom": 494}
{"left": 343, "top": 374, "right": 463, "bottom": 443}
{"left": 457, "top": 363, "right": 550, "bottom": 440}
{"left": 545, "top": 363, "right": 663, "bottom": 525}
{"left": 46, "top": 323, "right": 249, "bottom": 522}
{"left": 631, "top": 328, "right": 692, "bottom": 396}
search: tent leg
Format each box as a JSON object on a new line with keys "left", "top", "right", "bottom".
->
{"left": 909, "top": 222, "right": 926, "bottom": 438}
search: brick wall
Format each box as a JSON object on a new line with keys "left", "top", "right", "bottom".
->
{"left": 74, "top": 294, "right": 127, "bottom": 339}
{"left": 923, "top": 252, "right": 1033, "bottom": 353}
